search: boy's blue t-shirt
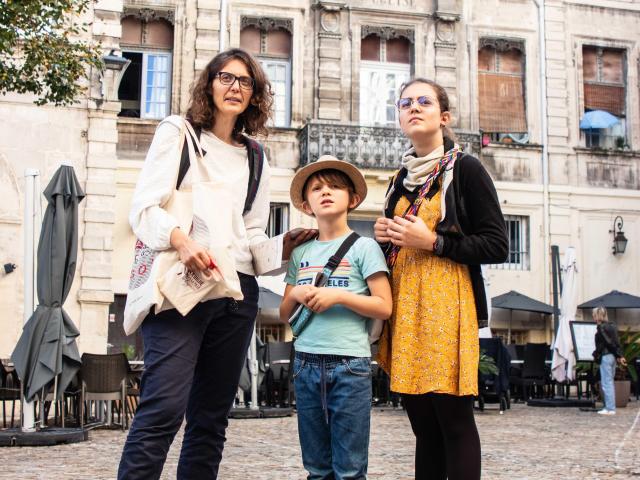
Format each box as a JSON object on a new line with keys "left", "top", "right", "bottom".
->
{"left": 284, "top": 232, "right": 389, "bottom": 357}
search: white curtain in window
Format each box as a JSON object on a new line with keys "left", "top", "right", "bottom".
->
{"left": 144, "top": 53, "right": 171, "bottom": 119}
{"left": 360, "top": 62, "right": 409, "bottom": 126}
{"left": 262, "top": 59, "right": 291, "bottom": 127}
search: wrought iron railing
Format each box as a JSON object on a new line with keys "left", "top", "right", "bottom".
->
{"left": 298, "top": 121, "right": 481, "bottom": 169}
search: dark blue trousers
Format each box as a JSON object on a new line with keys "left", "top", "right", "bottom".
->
{"left": 118, "top": 273, "right": 258, "bottom": 480}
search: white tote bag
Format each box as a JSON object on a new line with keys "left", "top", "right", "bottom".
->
{"left": 157, "top": 179, "right": 243, "bottom": 316}
{"left": 123, "top": 119, "right": 242, "bottom": 334}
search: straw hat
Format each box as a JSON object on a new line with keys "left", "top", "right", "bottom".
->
{"left": 290, "top": 155, "right": 368, "bottom": 213}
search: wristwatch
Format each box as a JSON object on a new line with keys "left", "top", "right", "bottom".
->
{"left": 432, "top": 234, "right": 444, "bottom": 256}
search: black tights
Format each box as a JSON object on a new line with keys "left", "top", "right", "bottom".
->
{"left": 401, "top": 392, "right": 481, "bottom": 480}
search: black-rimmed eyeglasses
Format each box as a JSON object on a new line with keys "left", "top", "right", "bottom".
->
{"left": 215, "top": 71, "right": 254, "bottom": 90}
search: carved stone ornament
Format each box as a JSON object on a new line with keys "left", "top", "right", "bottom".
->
{"left": 122, "top": 7, "right": 175, "bottom": 25}
{"left": 435, "top": 20, "right": 455, "bottom": 43}
{"left": 241, "top": 16, "right": 293, "bottom": 35}
{"left": 479, "top": 37, "right": 525, "bottom": 53}
{"left": 361, "top": 25, "right": 414, "bottom": 44}
{"left": 320, "top": 11, "right": 340, "bottom": 33}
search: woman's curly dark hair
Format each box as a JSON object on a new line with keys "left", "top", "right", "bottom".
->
{"left": 186, "top": 48, "right": 273, "bottom": 138}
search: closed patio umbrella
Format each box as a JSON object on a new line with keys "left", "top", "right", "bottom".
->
{"left": 11, "top": 165, "right": 84, "bottom": 403}
{"left": 551, "top": 247, "right": 578, "bottom": 382}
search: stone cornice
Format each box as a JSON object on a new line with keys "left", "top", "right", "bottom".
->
{"left": 480, "top": 37, "right": 525, "bottom": 53}
{"left": 122, "top": 7, "right": 175, "bottom": 25}
{"left": 361, "top": 25, "right": 414, "bottom": 44}
{"left": 241, "top": 16, "right": 293, "bottom": 34}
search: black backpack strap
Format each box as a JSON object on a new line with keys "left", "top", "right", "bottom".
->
{"left": 241, "top": 136, "right": 265, "bottom": 215}
{"left": 176, "top": 121, "right": 203, "bottom": 190}
{"left": 322, "top": 232, "right": 361, "bottom": 279}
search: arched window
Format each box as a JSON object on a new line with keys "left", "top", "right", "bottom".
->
{"left": 240, "top": 19, "right": 293, "bottom": 127}
{"left": 118, "top": 13, "right": 174, "bottom": 119}
{"left": 359, "top": 29, "right": 412, "bottom": 126}
{"left": 477, "top": 40, "right": 527, "bottom": 142}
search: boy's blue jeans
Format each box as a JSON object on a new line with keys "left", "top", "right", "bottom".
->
{"left": 293, "top": 352, "right": 372, "bottom": 480}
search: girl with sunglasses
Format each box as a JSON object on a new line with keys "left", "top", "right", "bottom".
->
{"left": 118, "top": 48, "right": 314, "bottom": 479}
{"left": 375, "top": 78, "right": 508, "bottom": 480}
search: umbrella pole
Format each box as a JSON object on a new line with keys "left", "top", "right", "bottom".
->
{"left": 21, "top": 169, "right": 39, "bottom": 432}
{"left": 508, "top": 311, "right": 513, "bottom": 344}
{"left": 249, "top": 314, "right": 259, "bottom": 411}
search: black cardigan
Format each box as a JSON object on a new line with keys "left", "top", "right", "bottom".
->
{"left": 384, "top": 140, "right": 509, "bottom": 327}
{"left": 594, "top": 323, "right": 624, "bottom": 361}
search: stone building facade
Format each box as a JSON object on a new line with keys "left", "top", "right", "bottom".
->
{"left": 1, "top": 0, "right": 639, "bottom": 355}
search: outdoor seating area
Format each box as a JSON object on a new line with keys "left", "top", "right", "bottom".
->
{"left": 4, "top": 338, "right": 639, "bottom": 431}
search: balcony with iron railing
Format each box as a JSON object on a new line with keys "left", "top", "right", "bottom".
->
{"left": 298, "top": 121, "right": 481, "bottom": 169}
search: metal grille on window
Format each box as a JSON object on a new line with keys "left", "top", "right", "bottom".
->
{"left": 490, "top": 215, "right": 529, "bottom": 270}
{"left": 267, "top": 203, "right": 289, "bottom": 238}
{"left": 258, "top": 324, "right": 285, "bottom": 343}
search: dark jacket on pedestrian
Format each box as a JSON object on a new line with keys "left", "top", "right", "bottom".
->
{"left": 384, "top": 137, "right": 509, "bottom": 328}
{"left": 594, "top": 322, "right": 624, "bottom": 363}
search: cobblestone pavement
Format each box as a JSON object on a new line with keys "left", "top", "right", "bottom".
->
{"left": 1, "top": 401, "right": 639, "bottom": 479}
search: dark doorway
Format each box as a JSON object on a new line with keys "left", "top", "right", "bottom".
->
{"left": 108, "top": 294, "right": 144, "bottom": 359}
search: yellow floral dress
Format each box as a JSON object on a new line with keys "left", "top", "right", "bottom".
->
{"left": 377, "top": 185, "right": 479, "bottom": 396}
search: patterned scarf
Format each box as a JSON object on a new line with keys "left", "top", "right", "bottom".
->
{"left": 386, "top": 145, "right": 461, "bottom": 268}
{"left": 401, "top": 145, "right": 445, "bottom": 191}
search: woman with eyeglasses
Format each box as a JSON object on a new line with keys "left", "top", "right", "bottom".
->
{"left": 375, "top": 78, "right": 508, "bottom": 480}
{"left": 118, "top": 48, "right": 314, "bottom": 480}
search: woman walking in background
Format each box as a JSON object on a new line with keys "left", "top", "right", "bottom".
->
{"left": 593, "top": 306, "right": 626, "bottom": 415}
{"left": 375, "top": 78, "right": 508, "bottom": 480}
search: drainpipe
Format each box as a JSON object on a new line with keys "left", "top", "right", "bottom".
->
{"left": 220, "top": 0, "right": 228, "bottom": 51}
{"left": 534, "top": 0, "right": 551, "bottom": 305}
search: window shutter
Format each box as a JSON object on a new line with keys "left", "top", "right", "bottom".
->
{"left": 361, "top": 35, "right": 380, "bottom": 61}
{"left": 146, "top": 20, "right": 174, "bottom": 49}
{"left": 121, "top": 17, "right": 143, "bottom": 45}
{"left": 240, "top": 26, "right": 261, "bottom": 54}
{"left": 266, "top": 29, "right": 292, "bottom": 57}
{"left": 583, "top": 47, "right": 625, "bottom": 116}
{"left": 478, "top": 47, "right": 526, "bottom": 133}
{"left": 584, "top": 84, "right": 625, "bottom": 116}
{"left": 386, "top": 37, "right": 411, "bottom": 64}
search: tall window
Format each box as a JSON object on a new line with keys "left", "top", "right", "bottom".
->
{"left": 478, "top": 40, "right": 527, "bottom": 144}
{"left": 360, "top": 33, "right": 411, "bottom": 126}
{"left": 267, "top": 203, "right": 289, "bottom": 238}
{"left": 348, "top": 217, "right": 375, "bottom": 239}
{"left": 118, "top": 15, "right": 174, "bottom": 119}
{"left": 240, "top": 20, "right": 292, "bottom": 127}
{"left": 582, "top": 46, "right": 626, "bottom": 149}
{"left": 490, "top": 215, "right": 529, "bottom": 270}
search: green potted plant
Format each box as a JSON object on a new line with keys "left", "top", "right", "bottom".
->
{"left": 122, "top": 343, "right": 137, "bottom": 361}
{"left": 613, "top": 329, "right": 640, "bottom": 408}
{"left": 479, "top": 350, "right": 499, "bottom": 375}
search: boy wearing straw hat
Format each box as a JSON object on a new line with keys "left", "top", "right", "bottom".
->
{"left": 280, "top": 155, "right": 392, "bottom": 479}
